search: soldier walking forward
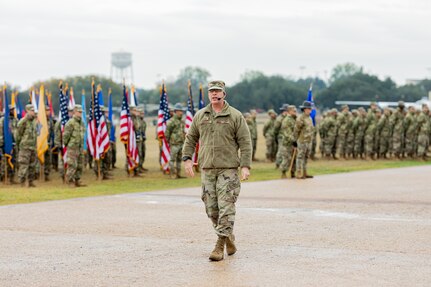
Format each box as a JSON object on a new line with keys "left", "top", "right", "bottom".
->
{"left": 182, "top": 80, "right": 252, "bottom": 262}
{"left": 166, "top": 103, "right": 186, "bottom": 179}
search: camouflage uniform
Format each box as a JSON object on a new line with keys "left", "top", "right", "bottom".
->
{"left": 63, "top": 111, "right": 86, "bottom": 185}
{"left": 345, "top": 111, "right": 356, "bottom": 157}
{"left": 293, "top": 102, "right": 314, "bottom": 178}
{"left": 139, "top": 110, "right": 147, "bottom": 170}
{"left": 95, "top": 113, "right": 111, "bottom": 179}
{"left": 353, "top": 109, "right": 367, "bottom": 158}
{"left": 54, "top": 119, "right": 65, "bottom": 176}
{"left": 43, "top": 116, "right": 55, "bottom": 180}
{"left": 389, "top": 105, "right": 405, "bottom": 158}
{"left": 322, "top": 110, "right": 337, "bottom": 158}
{"left": 16, "top": 110, "right": 37, "bottom": 186}
{"left": 404, "top": 108, "right": 417, "bottom": 158}
{"left": 263, "top": 110, "right": 277, "bottom": 161}
{"left": 365, "top": 108, "right": 377, "bottom": 159}
{"left": 377, "top": 109, "right": 391, "bottom": 158}
{"left": 0, "top": 112, "right": 18, "bottom": 183}
{"left": 249, "top": 110, "right": 258, "bottom": 161}
{"left": 336, "top": 107, "right": 349, "bottom": 158}
{"left": 273, "top": 109, "right": 287, "bottom": 167}
{"left": 166, "top": 112, "right": 185, "bottom": 178}
{"left": 182, "top": 98, "right": 252, "bottom": 239}
{"left": 279, "top": 110, "right": 296, "bottom": 177}
{"left": 416, "top": 107, "right": 430, "bottom": 159}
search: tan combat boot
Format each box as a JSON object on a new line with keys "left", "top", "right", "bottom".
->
{"left": 226, "top": 234, "right": 237, "bottom": 256}
{"left": 209, "top": 236, "right": 226, "bottom": 261}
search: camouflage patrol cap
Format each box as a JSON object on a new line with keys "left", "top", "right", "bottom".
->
{"left": 8, "top": 104, "right": 15, "bottom": 110}
{"left": 100, "top": 106, "right": 106, "bottom": 112}
{"left": 330, "top": 108, "right": 338, "bottom": 113}
{"left": 351, "top": 109, "right": 358, "bottom": 114}
{"left": 74, "top": 104, "right": 83, "bottom": 112}
{"left": 25, "top": 104, "right": 34, "bottom": 111}
{"left": 68, "top": 106, "right": 74, "bottom": 112}
{"left": 358, "top": 107, "right": 365, "bottom": 112}
{"left": 250, "top": 109, "right": 257, "bottom": 114}
{"left": 130, "top": 106, "right": 137, "bottom": 111}
{"left": 341, "top": 104, "right": 349, "bottom": 110}
{"left": 243, "top": 112, "right": 251, "bottom": 118}
{"left": 398, "top": 100, "right": 405, "bottom": 107}
{"left": 138, "top": 106, "right": 145, "bottom": 112}
{"left": 267, "top": 109, "right": 276, "bottom": 115}
{"left": 208, "top": 81, "right": 225, "bottom": 92}
{"left": 288, "top": 105, "right": 297, "bottom": 111}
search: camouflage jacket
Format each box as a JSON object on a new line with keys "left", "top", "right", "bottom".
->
{"left": 280, "top": 114, "right": 296, "bottom": 145}
{"left": 322, "top": 116, "right": 337, "bottom": 138}
{"left": 166, "top": 114, "right": 185, "bottom": 145}
{"left": 140, "top": 117, "right": 147, "bottom": 141}
{"left": 263, "top": 118, "right": 276, "bottom": 138}
{"left": 16, "top": 115, "right": 37, "bottom": 150}
{"left": 404, "top": 112, "right": 417, "bottom": 138}
{"left": 54, "top": 120, "right": 62, "bottom": 147}
{"left": 183, "top": 101, "right": 252, "bottom": 169}
{"left": 417, "top": 112, "right": 430, "bottom": 135}
{"left": 293, "top": 113, "right": 314, "bottom": 144}
{"left": 337, "top": 111, "right": 349, "bottom": 135}
{"left": 366, "top": 110, "right": 378, "bottom": 135}
{"left": 377, "top": 115, "right": 391, "bottom": 137}
{"left": 273, "top": 114, "right": 286, "bottom": 140}
{"left": 389, "top": 108, "right": 404, "bottom": 134}
{"left": 353, "top": 115, "right": 367, "bottom": 137}
{"left": 131, "top": 115, "right": 141, "bottom": 142}
{"left": 250, "top": 118, "right": 257, "bottom": 140}
{"left": 63, "top": 115, "right": 85, "bottom": 150}
{"left": 0, "top": 115, "right": 18, "bottom": 147}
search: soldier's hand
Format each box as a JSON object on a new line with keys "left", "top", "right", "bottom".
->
{"left": 184, "top": 159, "right": 195, "bottom": 177}
{"left": 241, "top": 167, "right": 250, "bottom": 181}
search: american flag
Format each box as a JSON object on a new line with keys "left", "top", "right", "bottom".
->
{"left": 185, "top": 80, "right": 195, "bottom": 133}
{"left": 120, "top": 85, "right": 139, "bottom": 171}
{"left": 59, "top": 82, "right": 70, "bottom": 167}
{"left": 87, "top": 83, "right": 110, "bottom": 160}
{"left": 157, "top": 83, "right": 171, "bottom": 171}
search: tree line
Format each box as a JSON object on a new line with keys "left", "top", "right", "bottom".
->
{"left": 5, "top": 63, "right": 431, "bottom": 114}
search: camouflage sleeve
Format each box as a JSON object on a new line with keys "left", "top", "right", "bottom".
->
{"left": 263, "top": 120, "right": 270, "bottom": 137}
{"left": 182, "top": 115, "right": 200, "bottom": 158}
{"left": 16, "top": 117, "right": 28, "bottom": 146}
{"left": 62, "top": 121, "right": 73, "bottom": 147}
{"left": 236, "top": 115, "right": 252, "bottom": 168}
{"left": 165, "top": 120, "right": 173, "bottom": 142}
{"left": 293, "top": 117, "right": 303, "bottom": 142}
{"left": 54, "top": 122, "right": 61, "bottom": 147}
{"left": 273, "top": 120, "right": 281, "bottom": 137}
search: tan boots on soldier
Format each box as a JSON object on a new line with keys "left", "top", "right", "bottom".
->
{"left": 209, "top": 236, "right": 226, "bottom": 261}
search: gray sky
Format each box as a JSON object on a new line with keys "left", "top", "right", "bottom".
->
{"left": 1, "top": 0, "right": 431, "bottom": 90}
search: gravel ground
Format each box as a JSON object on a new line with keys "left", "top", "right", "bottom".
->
{"left": 0, "top": 166, "right": 430, "bottom": 287}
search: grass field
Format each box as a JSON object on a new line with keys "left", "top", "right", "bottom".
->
{"left": 1, "top": 114, "right": 430, "bottom": 205}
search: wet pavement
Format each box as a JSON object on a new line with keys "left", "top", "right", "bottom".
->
{"left": 0, "top": 166, "right": 430, "bottom": 286}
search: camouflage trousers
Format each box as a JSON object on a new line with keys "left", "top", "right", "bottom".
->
{"left": 379, "top": 134, "right": 390, "bottom": 156}
{"left": 17, "top": 148, "right": 37, "bottom": 183}
{"left": 265, "top": 136, "right": 276, "bottom": 160}
{"left": 201, "top": 168, "right": 240, "bottom": 237}
{"left": 280, "top": 144, "right": 296, "bottom": 173}
{"left": 111, "top": 142, "right": 117, "bottom": 168}
{"left": 44, "top": 150, "right": 52, "bottom": 177}
{"left": 404, "top": 134, "right": 417, "bottom": 156}
{"left": 310, "top": 134, "right": 317, "bottom": 159}
{"left": 66, "top": 148, "right": 84, "bottom": 183}
{"left": 275, "top": 136, "right": 283, "bottom": 167}
{"left": 417, "top": 134, "right": 429, "bottom": 157}
{"left": 94, "top": 148, "right": 111, "bottom": 177}
{"left": 252, "top": 138, "right": 257, "bottom": 159}
{"left": 296, "top": 142, "right": 311, "bottom": 176}
{"left": 139, "top": 141, "right": 146, "bottom": 169}
{"left": 354, "top": 135, "right": 364, "bottom": 157}
{"left": 364, "top": 133, "right": 375, "bottom": 155}
{"left": 391, "top": 133, "right": 404, "bottom": 156}
{"left": 346, "top": 133, "right": 355, "bottom": 156}
{"left": 337, "top": 133, "right": 347, "bottom": 156}
{"left": 169, "top": 144, "right": 183, "bottom": 175}
{"left": 58, "top": 151, "right": 65, "bottom": 177}
{"left": 324, "top": 135, "right": 336, "bottom": 156}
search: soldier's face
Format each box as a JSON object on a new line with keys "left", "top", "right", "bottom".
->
{"left": 175, "top": 110, "right": 183, "bottom": 118}
{"left": 304, "top": 108, "right": 311, "bottom": 115}
{"left": 208, "top": 89, "right": 224, "bottom": 104}
{"left": 75, "top": 111, "right": 82, "bottom": 118}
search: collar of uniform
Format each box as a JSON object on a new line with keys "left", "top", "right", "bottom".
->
{"left": 203, "top": 101, "right": 231, "bottom": 117}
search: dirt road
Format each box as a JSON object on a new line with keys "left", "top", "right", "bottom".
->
{"left": 0, "top": 166, "right": 430, "bottom": 286}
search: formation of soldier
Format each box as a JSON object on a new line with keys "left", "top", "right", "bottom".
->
{"left": 319, "top": 101, "right": 431, "bottom": 161}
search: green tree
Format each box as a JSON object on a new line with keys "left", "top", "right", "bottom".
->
{"left": 329, "top": 63, "right": 363, "bottom": 83}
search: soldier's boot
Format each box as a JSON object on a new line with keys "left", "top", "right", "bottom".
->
{"left": 209, "top": 236, "right": 226, "bottom": 261}
{"left": 226, "top": 234, "right": 237, "bottom": 256}
{"left": 304, "top": 170, "right": 313, "bottom": 179}
{"left": 75, "top": 180, "right": 87, "bottom": 187}
{"left": 281, "top": 171, "right": 287, "bottom": 179}
{"left": 290, "top": 170, "right": 295, "bottom": 178}
{"left": 169, "top": 168, "right": 177, "bottom": 179}
{"left": 102, "top": 174, "right": 112, "bottom": 180}
{"left": 19, "top": 178, "right": 25, "bottom": 187}
{"left": 28, "top": 181, "right": 36, "bottom": 188}
{"left": 296, "top": 170, "right": 304, "bottom": 179}
{"left": 332, "top": 154, "right": 338, "bottom": 160}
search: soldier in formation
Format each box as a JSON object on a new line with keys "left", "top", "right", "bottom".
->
{"left": 165, "top": 103, "right": 186, "bottom": 179}
{"left": 263, "top": 109, "right": 277, "bottom": 162}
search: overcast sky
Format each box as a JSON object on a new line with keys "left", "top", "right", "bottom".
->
{"left": 1, "top": 0, "right": 430, "bottom": 90}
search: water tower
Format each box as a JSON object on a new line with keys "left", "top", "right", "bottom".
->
{"left": 110, "top": 51, "right": 134, "bottom": 83}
